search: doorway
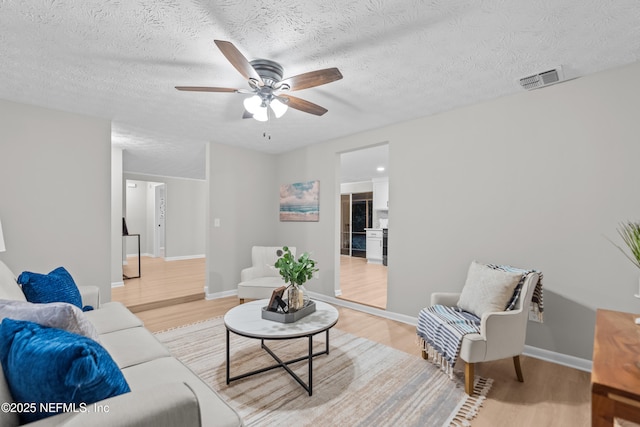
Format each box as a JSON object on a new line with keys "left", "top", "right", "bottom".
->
{"left": 337, "top": 144, "right": 389, "bottom": 309}
{"left": 124, "top": 180, "right": 166, "bottom": 261}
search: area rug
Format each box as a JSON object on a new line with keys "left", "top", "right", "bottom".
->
{"left": 155, "top": 318, "right": 492, "bottom": 427}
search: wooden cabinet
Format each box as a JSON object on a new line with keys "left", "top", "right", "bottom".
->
{"left": 592, "top": 309, "right": 640, "bottom": 426}
{"left": 372, "top": 178, "right": 389, "bottom": 211}
{"left": 366, "top": 229, "right": 383, "bottom": 264}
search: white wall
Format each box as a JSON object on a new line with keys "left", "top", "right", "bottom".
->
{"left": 206, "top": 142, "right": 279, "bottom": 297}
{"left": 111, "top": 147, "right": 123, "bottom": 286}
{"left": 271, "top": 60, "right": 640, "bottom": 361}
{"left": 0, "top": 99, "right": 112, "bottom": 301}
{"left": 124, "top": 173, "right": 207, "bottom": 260}
{"left": 124, "top": 179, "right": 150, "bottom": 255}
{"left": 340, "top": 181, "right": 373, "bottom": 194}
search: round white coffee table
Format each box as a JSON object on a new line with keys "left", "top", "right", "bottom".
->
{"left": 224, "top": 299, "right": 339, "bottom": 396}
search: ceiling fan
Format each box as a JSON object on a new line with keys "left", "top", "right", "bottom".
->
{"left": 176, "top": 40, "right": 343, "bottom": 121}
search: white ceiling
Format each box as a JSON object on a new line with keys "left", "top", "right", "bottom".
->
{"left": 340, "top": 144, "right": 388, "bottom": 184}
{"left": 1, "top": 1, "right": 639, "bottom": 180}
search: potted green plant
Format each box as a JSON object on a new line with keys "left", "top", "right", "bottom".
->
{"left": 274, "top": 246, "right": 318, "bottom": 311}
{"left": 609, "top": 221, "right": 640, "bottom": 296}
{"left": 611, "top": 221, "right": 640, "bottom": 269}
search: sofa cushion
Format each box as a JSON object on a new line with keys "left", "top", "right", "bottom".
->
{"left": 0, "top": 319, "right": 130, "bottom": 424}
{"left": 0, "top": 367, "right": 18, "bottom": 427}
{"left": 99, "top": 327, "right": 171, "bottom": 369}
{"left": 0, "top": 261, "right": 26, "bottom": 302}
{"left": 83, "top": 301, "right": 143, "bottom": 335}
{"left": 0, "top": 299, "right": 99, "bottom": 341}
{"left": 17, "top": 266, "right": 84, "bottom": 310}
{"left": 122, "top": 357, "right": 242, "bottom": 427}
{"left": 457, "top": 261, "right": 522, "bottom": 318}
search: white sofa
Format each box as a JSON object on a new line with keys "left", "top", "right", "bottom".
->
{"left": 237, "top": 246, "right": 295, "bottom": 303}
{"left": 0, "top": 260, "right": 242, "bottom": 427}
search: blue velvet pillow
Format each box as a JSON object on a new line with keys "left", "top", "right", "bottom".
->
{"left": 0, "top": 319, "right": 130, "bottom": 424}
{"left": 17, "top": 267, "right": 83, "bottom": 310}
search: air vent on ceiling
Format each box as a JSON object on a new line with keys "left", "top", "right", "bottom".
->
{"left": 519, "top": 67, "right": 564, "bottom": 90}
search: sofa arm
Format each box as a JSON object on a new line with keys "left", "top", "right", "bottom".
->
{"left": 430, "top": 292, "right": 460, "bottom": 307}
{"left": 78, "top": 286, "right": 100, "bottom": 309}
{"left": 27, "top": 382, "right": 201, "bottom": 427}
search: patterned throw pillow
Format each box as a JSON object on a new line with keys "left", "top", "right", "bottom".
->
{"left": 0, "top": 299, "right": 99, "bottom": 341}
{"left": 17, "top": 267, "right": 83, "bottom": 310}
{"left": 0, "top": 319, "right": 130, "bottom": 424}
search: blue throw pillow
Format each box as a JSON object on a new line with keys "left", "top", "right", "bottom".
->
{"left": 0, "top": 319, "right": 130, "bottom": 424}
{"left": 17, "top": 267, "right": 83, "bottom": 310}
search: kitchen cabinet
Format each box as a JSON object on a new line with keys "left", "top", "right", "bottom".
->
{"left": 373, "top": 178, "right": 389, "bottom": 210}
{"left": 365, "top": 228, "right": 383, "bottom": 264}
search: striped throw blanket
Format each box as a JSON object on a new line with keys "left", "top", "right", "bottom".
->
{"left": 417, "top": 305, "right": 481, "bottom": 374}
{"left": 417, "top": 266, "right": 544, "bottom": 374}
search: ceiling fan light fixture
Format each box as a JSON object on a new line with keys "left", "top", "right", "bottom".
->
{"left": 252, "top": 106, "right": 269, "bottom": 122}
{"left": 243, "top": 95, "right": 262, "bottom": 114}
{"left": 270, "top": 98, "right": 288, "bottom": 118}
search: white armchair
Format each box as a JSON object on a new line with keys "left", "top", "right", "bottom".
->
{"left": 425, "top": 270, "right": 539, "bottom": 395}
{"left": 237, "top": 246, "right": 295, "bottom": 303}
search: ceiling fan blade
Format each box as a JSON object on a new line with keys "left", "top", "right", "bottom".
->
{"left": 242, "top": 110, "right": 253, "bottom": 119}
{"left": 175, "top": 86, "right": 238, "bottom": 93}
{"left": 279, "top": 68, "right": 343, "bottom": 91}
{"left": 214, "top": 40, "right": 263, "bottom": 85}
{"left": 280, "top": 95, "right": 328, "bottom": 116}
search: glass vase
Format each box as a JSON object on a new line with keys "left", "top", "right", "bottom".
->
{"left": 288, "top": 285, "right": 308, "bottom": 312}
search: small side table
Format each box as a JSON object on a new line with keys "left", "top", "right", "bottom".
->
{"left": 122, "top": 233, "right": 141, "bottom": 279}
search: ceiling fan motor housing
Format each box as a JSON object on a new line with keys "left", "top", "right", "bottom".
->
{"left": 250, "top": 59, "right": 284, "bottom": 87}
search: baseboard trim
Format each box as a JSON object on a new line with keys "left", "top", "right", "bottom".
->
{"left": 205, "top": 289, "right": 238, "bottom": 300}
{"left": 165, "top": 254, "right": 206, "bottom": 262}
{"left": 111, "top": 281, "right": 124, "bottom": 288}
{"left": 523, "top": 344, "right": 592, "bottom": 372}
{"left": 126, "top": 252, "right": 153, "bottom": 258}
{"left": 307, "top": 291, "right": 418, "bottom": 326}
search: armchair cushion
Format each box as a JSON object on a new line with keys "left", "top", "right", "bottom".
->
{"left": 238, "top": 246, "right": 295, "bottom": 300}
{"left": 457, "top": 261, "right": 522, "bottom": 318}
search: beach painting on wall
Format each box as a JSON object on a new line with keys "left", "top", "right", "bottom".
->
{"left": 280, "top": 180, "right": 319, "bottom": 222}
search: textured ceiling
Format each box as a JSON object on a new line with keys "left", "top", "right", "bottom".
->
{"left": 1, "top": 1, "right": 639, "bottom": 179}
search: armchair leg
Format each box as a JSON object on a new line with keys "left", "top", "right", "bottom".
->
{"left": 464, "top": 362, "right": 474, "bottom": 395}
{"left": 239, "top": 298, "right": 245, "bottom": 304}
{"left": 421, "top": 349, "right": 428, "bottom": 360}
{"left": 513, "top": 355, "right": 524, "bottom": 382}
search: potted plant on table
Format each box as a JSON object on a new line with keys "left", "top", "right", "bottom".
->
{"left": 274, "top": 246, "right": 318, "bottom": 312}
{"left": 610, "top": 221, "right": 640, "bottom": 295}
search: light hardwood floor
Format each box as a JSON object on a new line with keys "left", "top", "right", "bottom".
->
{"left": 118, "top": 257, "right": 592, "bottom": 426}
{"left": 338, "top": 255, "right": 387, "bottom": 309}
{"left": 114, "top": 256, "right": 205, "bottom": 312}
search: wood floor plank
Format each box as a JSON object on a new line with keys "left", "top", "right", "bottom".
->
{"left": 338, "top": 255, "right": 387, "bottom": 309}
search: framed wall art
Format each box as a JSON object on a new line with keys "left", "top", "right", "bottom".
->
{"left": 280, "top": 180, "right": 319, "bottom": 222}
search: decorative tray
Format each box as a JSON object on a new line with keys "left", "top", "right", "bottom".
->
{"left": 261, "top": 300, "right": 316, "bottom": 323}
